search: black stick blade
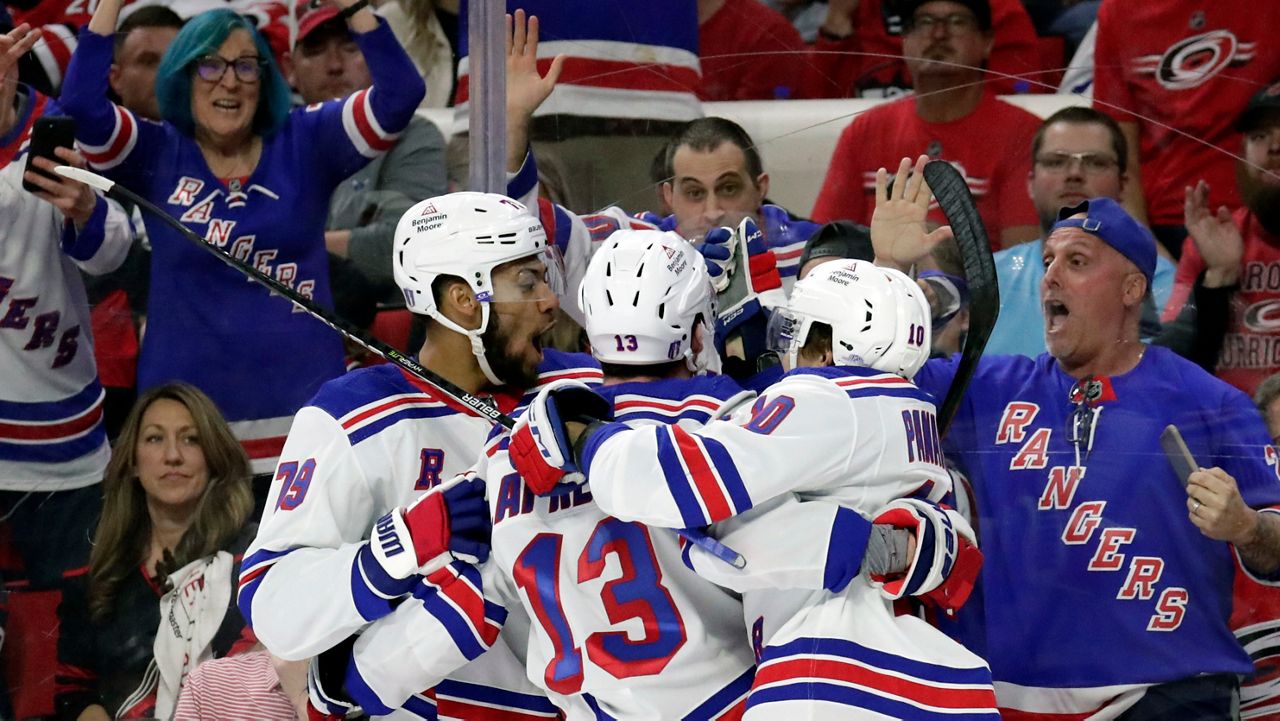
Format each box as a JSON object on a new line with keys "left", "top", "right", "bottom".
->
{"left": 923, "top": 160, "right": 999, "bottom": 436}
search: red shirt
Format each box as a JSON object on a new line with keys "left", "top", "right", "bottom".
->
{"left": 811, "top": 91, "right": 1040, "bottom": 248}
{"left": 799, "top": 0, "right": 1041, "bottom": 99}
{"left": 699, "top": 0, "right": 806, "bottom": 100}
{"left": 1229, "top": 555, "right": 1280, "bottom": 721}
{"left": 1093, "top": 0, "right": 1280, "bottom": 227}
{"left": 1164, "top": 208, "right": 1280, "bottom": 397}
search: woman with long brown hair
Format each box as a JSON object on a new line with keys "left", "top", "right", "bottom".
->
{"left": 55, "top": 383, "right": 257, "bottom": 721}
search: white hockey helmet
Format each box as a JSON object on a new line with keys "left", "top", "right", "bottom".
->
{"left": 578, "top": 229, "right": 719, "bottom": 374}
{"left": 393, "top": 192, "right": 562, "bottom": 384}
{"left": 767, "top": 259, "right": 931, "bottom": 378}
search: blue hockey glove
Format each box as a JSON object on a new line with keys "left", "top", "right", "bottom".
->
{"left": 700, "top": 225, "right": 738, "bottom": 292}
{"left": 870, "top": 498, "right": 982, "bottom": 615}
{"left": 509, "top": 379, "right": 614, "bottom": 495}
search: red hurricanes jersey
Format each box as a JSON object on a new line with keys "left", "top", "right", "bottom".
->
{"left": 1093, "top": 0, "right": 1280, "bottom": 227}
{"left": 812, "top": 92, "right": 1040, "bottom": 249}
{"left": 1165, "top": 209, "right": 1280, "bottom": 397}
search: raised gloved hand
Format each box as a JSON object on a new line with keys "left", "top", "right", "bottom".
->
{"left": 700, "top": 218, "right": 782, "bottom": 296}
{"left": 737, "top": 217, "right": 782, "bottom": 294}
{"left": 699, "top": 224, "right": 740, "bottom": 293}
{"left": 509, "top": 379, "right": 614, "bottom": 495}
{"left": 869, "top": 498, "right": 982, "bottom": 615}
{"left": 365, "top": 478, "right": 492, "bottom": 587}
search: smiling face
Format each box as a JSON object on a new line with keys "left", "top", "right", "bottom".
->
{"left": 190, "top": 28, "right": 261, "bottom": 148}
{"left": 1028, "top": 121, "right": 1126, "bottom": 235}
{"left": 483, "top": 255, "right": 562, "bottom": 388}
{"left": 135, "top": 398, "right": 210, "bottom": 517}
{"left": 664, "top": 142, "right": 767, "bottom": 241}
{"left": 1040, "top": 225, "right": 1145, "bottom": 371}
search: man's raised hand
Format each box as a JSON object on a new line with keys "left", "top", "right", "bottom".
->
{"left": 1184, "top": 180, "right": 1242, "bottom": 288}
{"left": 0, "top": 24, "right": 42, "bottom": 133}
{"left": 871, "top": 154, "right": 953, "bottom": 272}
{"left": 506, "top": 9, "right": 566, "bottom": 124}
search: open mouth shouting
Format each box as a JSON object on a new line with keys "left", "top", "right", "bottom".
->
{"left": 1044, "top": 298, "right": 1070, "bottom": 335}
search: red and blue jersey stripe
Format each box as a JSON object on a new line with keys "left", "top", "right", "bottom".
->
{"left": 0, "top": 380, "right": 106, "bottom": 464}
{"left": 748, "top": 637, "right": 998, "bottom": 719}
{"left": 656, "top": 424, "right": 753, "bottom": 528}
{"left": 413, "top": 562, "right": 507, "bottom": 663}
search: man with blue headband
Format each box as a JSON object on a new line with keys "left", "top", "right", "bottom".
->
{"left": 907, "top": 197, "right": 1280, "bottom": 718}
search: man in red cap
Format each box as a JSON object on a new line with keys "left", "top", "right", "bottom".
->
{"left": 285, "top": 0, "right": 447, "bottom": 336}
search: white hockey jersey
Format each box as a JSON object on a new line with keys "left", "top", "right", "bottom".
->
{"left": 0, "top": 157, "right": 131, "bottom": 491}
{"left": 578, "top": 365, "right": 999, "bottom": 720}
{"left": 239, "top": 350, "right": 601, "bottom": 719}
{"left": 343, "top": 375, "right": 759, "bottom": 720}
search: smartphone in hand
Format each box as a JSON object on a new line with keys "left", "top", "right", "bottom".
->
{"left": 22, "top": 116, "right": 77, "bottom": 193}
{"left": 1160, "top": 424, "right": 1198, "bottom": 488}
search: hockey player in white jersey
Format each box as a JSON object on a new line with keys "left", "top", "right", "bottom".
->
{"left": 512, "top": 259, "right": 999, "bottom": 720}
{"left": 239, "top": 191, "right": 601, "bottom": 719}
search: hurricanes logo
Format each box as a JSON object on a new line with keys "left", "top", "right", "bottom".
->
{"left": 1139, "top": 30, "right": 1255, "bottom": 90}
{"left": 1236, "top": 620, "right": 1280, "bottom": 718}
{"left": 1243, "top": 299, "right": 1280, "bottom": 333}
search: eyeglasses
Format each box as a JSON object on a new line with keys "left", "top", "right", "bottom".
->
{"left": 193, "top": 54, "right": 264, "bottom": 84}
{"left": 1034, "top": 151, "right": 1120, "bottom": 174}
{"left": 906, "top": 13, "right": 979, "bottom": 35}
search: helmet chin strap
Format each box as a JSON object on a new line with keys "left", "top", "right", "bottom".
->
{"left": 429, "top": 303, "right": 506, "bottom": 387}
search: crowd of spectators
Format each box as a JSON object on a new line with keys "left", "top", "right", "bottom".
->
{"left": 1, "top": 0, "right": 1279, "bottom": 717}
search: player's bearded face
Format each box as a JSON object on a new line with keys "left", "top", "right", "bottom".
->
{"left": 483, "top": 257, "right": 560, "bottom": 389}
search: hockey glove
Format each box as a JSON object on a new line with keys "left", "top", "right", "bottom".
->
{"left": 869, "top": 498, "right": 982, "bottom": 615}
{"left": 509, "top": 379, "right": 614, "bottom": 495}
{"left": 738, "top": 217, "right": 782, "bottom": 294}
{"left": 307, "top": 637, "right": 359, "bottom": 721}
{"left": 700, "top": 224, "right": 739, "bottom": 293}
{"left": 366, "top": 478, "right": 492, "bottom": 585}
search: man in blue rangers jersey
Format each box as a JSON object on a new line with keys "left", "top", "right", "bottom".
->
{"left": 509, "top": 258, "right": 997, "bottom": 720}
{"left": 240, "top": 192, "right": 601, "bottom": 720}
{"left": 890, "top": 194, "right": 1280, "bottom": 718}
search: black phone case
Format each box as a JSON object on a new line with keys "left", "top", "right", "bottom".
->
{"left": 22, "top": 116, "right": 76, "bottom": 193}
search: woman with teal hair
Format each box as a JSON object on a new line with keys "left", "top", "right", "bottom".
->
{"left": 58, "top": 0, "right": 424, "bottom": 477}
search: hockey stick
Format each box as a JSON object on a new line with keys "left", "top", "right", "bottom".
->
{"left": 922, "top": 160, "right": 999, "bottom": 437}
{"left": 56, "top": 166, "right": 744, "bottom": 568}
